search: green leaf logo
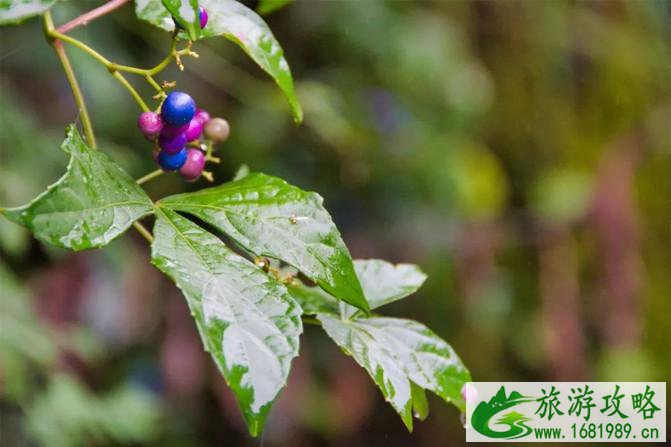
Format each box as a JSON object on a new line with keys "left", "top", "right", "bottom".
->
{"left": 471, "top": 386, "right": 535, "bottom": 440}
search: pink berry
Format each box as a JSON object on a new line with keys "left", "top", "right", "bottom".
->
{"left": 199, "top": 7, "right": 208, "bottom": 29}
{"left": 137, "top": 112, "right": 163, "bottom": 138}
{"left": 160, "top": 121, "right": 189, "bottom": 138}
{"left": 194, "top": 108, "right": 211, "bottom": 125}
{"left": 184, "top": 118, "right": 204, "bottom": 142}
{"left": 179, "top": 149, "right": 206, "bottom": 182}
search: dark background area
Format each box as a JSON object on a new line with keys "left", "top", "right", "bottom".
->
{"left": 1, "top": 1, "right": 670, "bottom": 446}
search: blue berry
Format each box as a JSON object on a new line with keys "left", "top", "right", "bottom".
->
{"left": 161, "top": 92, "right": 196, "bottom": 127}
{"left": 157, "top": 148, "right": 188, "bottom": 171}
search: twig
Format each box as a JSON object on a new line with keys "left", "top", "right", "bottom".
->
{"left": 58, "top": 0, "right": 131, "bottom": 34}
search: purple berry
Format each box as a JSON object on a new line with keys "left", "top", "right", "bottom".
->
{"left": 194, "top": 108, "right": 211, "bottom": 125}
{"left": 179, "top": 149, "right": 206, "bottom": 182}
{"left": 137, "top": 112, "right": 163, "bottom": 138}
{"left": 160, "top": 121, "right": 189, "bottom": 138}
{"left": 184, "top": 118, "right": 204, "bottom": 142}
{"left": 199, "top": 7, "right": 208, "bottom": 29}
{"left": 157, "top": 148, "right": 188, "bottom": 171}
{"left": 161, "top": 91, "right": 196, "bottom": 127}
{"left": 158, "top": 132, "right": 187, "bottom": 154}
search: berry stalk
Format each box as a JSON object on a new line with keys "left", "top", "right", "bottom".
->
{"left": 136, "top": 169, "right": 164, "bottom": 186}
{"left": 45, "top": 27, "right": 197, "bottom": 110}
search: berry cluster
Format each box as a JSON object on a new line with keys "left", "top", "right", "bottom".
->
{"left": 137, "top": 91, "right": 230, "bottom": 182}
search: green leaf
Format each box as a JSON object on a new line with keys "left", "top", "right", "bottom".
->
{"left": 134, "top": 0, "right": 303, "bottom": 123}
{"left": 354, "top": 259, "right": 427, "bottom": 309}
{"left": 159, "top": 172, "right": 369, "bottom": 313}
{"left": 0, "top": 0, "right": 59, "bottom": 25}
{"left": 151, "top": 208, "right": 302, "bottom": 436}
{"left": 317, "top": 314, "right": 471, "bottom": 429}
{"left": 1, "top": 126, "right": 153, "bottom": 251}
{"left": 160, "top": 0, "right": 200, "bottom": 40}
{"left": 257, "top": 0, "right": 293, "bottom": 16}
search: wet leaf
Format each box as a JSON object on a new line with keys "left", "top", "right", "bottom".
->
{"left": 1, "top": 126, "right": 153, "bottom": 251}
{"left": 198, "top": 0, "right": 301, "bottom": 122}
{"left": 135, "top": 0, "right": 302, "bottom": 123}
{"left": 317, "top": 314, "right": 471, "bottom": 429}
{"left": 159, "top": 172, "right": 369, "bottom": 313}
{"left": 151, "top": 208, "right": 302, "bottom": 436}
{"left": 0, "top": 0, "right": 59, "bottom": 25}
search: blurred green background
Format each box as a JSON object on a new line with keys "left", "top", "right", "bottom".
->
{"left": 1, "top": 1, "right": 670, "bottom": 446}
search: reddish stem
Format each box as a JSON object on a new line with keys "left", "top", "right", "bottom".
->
{"left": 58, "top": 0, "right": 130, "bottom": 34}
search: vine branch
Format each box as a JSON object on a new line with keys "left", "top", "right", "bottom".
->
{"left": 45, "top": 27, "right": 196, "bottom": 110}
{"left": 43, "top": 12, "right": 96, "bottom": 148}
{"left": 57, "top": 0, "right": 131, "bottom": 34}
{"left": 44, "top": 10, "right": 154, "bottom": 244}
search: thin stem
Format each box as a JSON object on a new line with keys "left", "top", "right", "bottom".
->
{"left": 205, "top": 140, "right": 214, "bottom": 159}
{"left": 47, "top": 29, "right": 149, "bottom": 112}
{"left": 58, "top": 0, "right": 130, "bottom": 34}
{"left": 137, "top": 169, "right": 164, "bottom": 185}
{"left": 50, "top": 29, "right": 112, "bottom": 67}
{"left": 112, "top": 71, "right": 149, "bottom": 111}
{"left": 147, "top": 45, "right": 177, "bottom": 76}
{"left": 44, "top": 12, "right": 96, "bottom": 148}
{"left": 133, "top": 222, "right": 154, "bottom": 243}
{"left": 145, "top": 75, "right": 163, "bottom": 93}
{"left": 49, "top": 29, "right": 185, "bottom": 78}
